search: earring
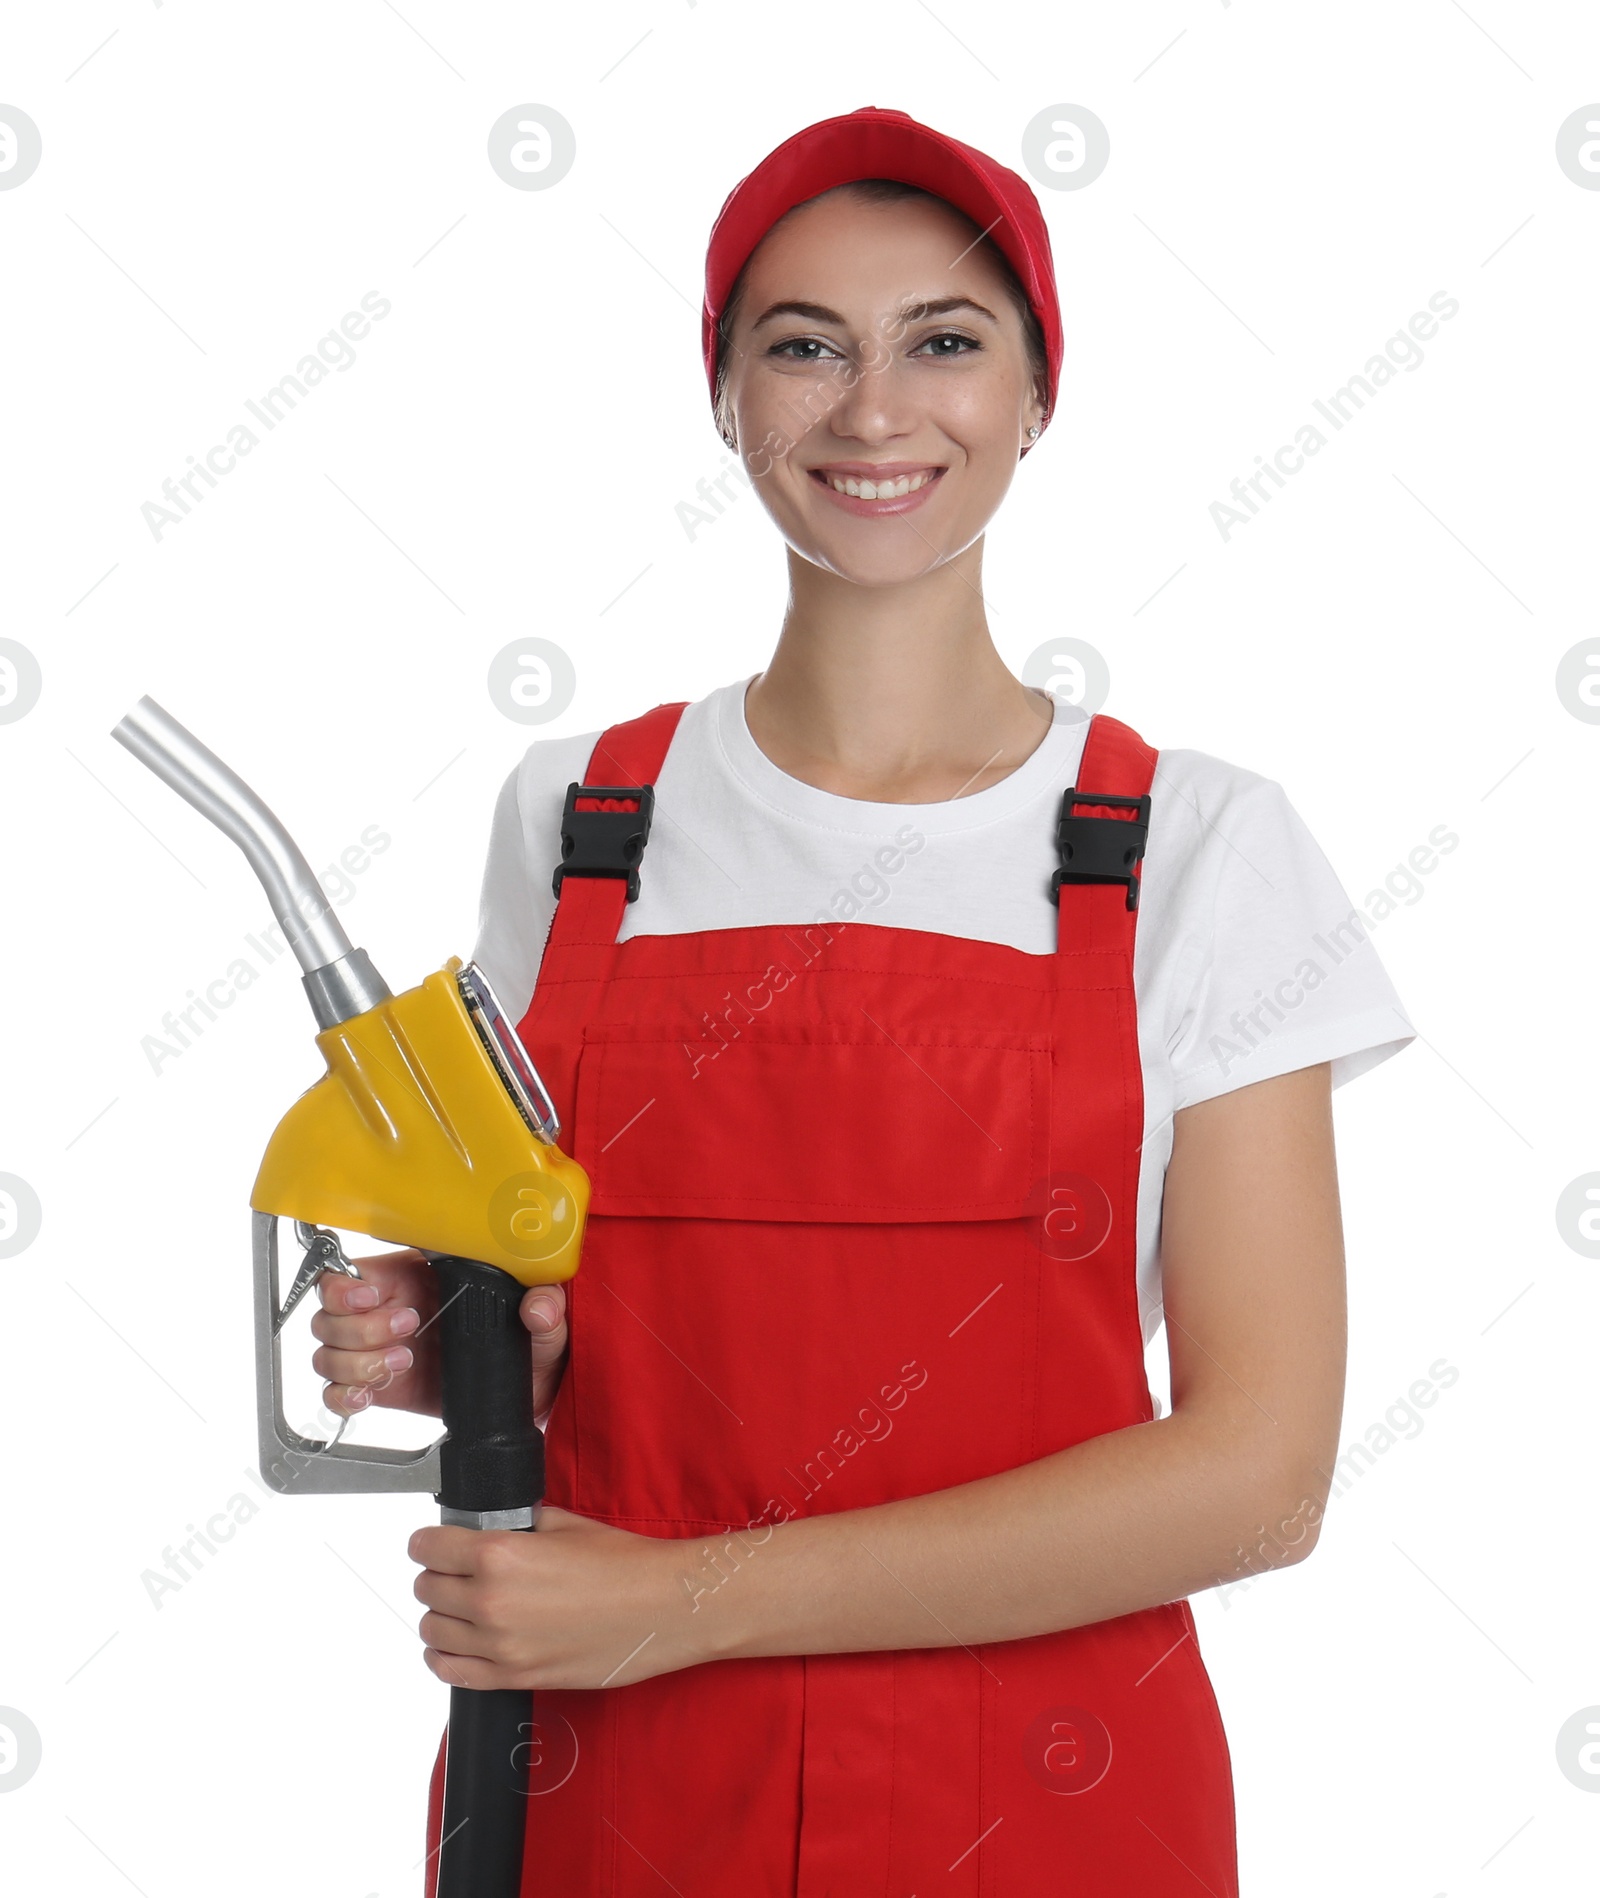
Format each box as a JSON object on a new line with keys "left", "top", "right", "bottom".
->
{"left": 1026, "top": 424, "right": 1041, "bottom": 439}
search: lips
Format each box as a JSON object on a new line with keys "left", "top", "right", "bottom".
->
{"left": 807, "top": 464, "right": 947, "bottom": 517}
{"left": 810, "top": 465, "right": 942, "bottom": 501}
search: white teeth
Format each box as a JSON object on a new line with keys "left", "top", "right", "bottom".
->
{"left": 825, "top": 469, "right": 936, "bottom": 499}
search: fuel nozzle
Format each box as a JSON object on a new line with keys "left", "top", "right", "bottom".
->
{"left": 109, "top": 692, "right": 585, "bottom": 1283}
{"left": 111, "top": 692, "right": 581, "bottom": 1896}
{"left": 110, "top": 695, "right": 393, "bottom": 1030}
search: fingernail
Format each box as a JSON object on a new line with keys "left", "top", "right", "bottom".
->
{"left": 346, "top": 1387, "right": 372, "bottom": 1410}
{"left": 348, "top": 1284, "right": 379, "bottom": 1309}
{"left": 390, "top": 1307, "right": 418, "bottom": 1336}
{"left": 384, "top": 1346, "right": 413, "bottom": 1372}
{"left": 527, "top": 1296, "right": 560, "bottom": 1329}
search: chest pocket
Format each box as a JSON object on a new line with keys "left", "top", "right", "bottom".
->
{"left": 550, "top": 1020, "right": 1053, "bottom": 1529}
{"left": 572, "top": 1021, "right": 1049, "bottom": 1220}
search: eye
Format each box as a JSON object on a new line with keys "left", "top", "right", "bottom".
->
{"left": 911, "top": 330, "right": 983, "bottom": 358}
{"left": 766, "top": 335, "right": 846, "bottom": 363}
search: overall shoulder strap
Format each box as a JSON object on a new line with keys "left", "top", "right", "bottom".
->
{"left": 543, "top": 700, "right": 689, "bottom": 951}
{"left": 584, "top": 699, "right": 689, "bottom": 787}
{"left": 1054, "top": 712, "right": 1158, "bottom": 953}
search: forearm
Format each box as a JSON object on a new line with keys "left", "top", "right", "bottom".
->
{"left": 681, "top": 1412, "right": 1326, "bottom": 1662}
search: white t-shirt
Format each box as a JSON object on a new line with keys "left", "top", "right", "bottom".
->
{"left": 473, "top": 679, "right": 1415, "bottom": 1344}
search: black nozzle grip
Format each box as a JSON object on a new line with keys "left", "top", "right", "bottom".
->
{"left": 431, "top": 1255, "right": 544, "bottom": 1514}
{"left": 429, "top": 1258, "right": 543, "bottom": 1898}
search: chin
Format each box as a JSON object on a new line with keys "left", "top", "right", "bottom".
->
{"left": 788, "top": 536, "right": 957, "bottom": 587}
{"left": 773, "top": 506, "right": 985, "bottom": 585}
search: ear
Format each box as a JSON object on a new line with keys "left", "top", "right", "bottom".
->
{"left": 1020, "top": 377, "right": 1049, "bottom": 456}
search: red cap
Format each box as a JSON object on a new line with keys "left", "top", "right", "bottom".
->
{"left": 702, "top": 105, "right": 1062, "bottom": 436}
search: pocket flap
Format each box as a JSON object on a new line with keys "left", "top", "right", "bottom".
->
{"left": 574, "top": 1025, "right": 1047, "bottom": 1222}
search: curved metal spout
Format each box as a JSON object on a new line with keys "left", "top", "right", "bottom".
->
{"left": 111, "top": 696, "right": 392, "bottom": 1028}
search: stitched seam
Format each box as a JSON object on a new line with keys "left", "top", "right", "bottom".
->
{"left": 1028, "top": 1040, "right": 1045, "bottom": 1464}
{"left": 537, "top": 960, "right": 1124, "bottom": 986}
{"left": 578, "top": 1509, "right": 786, "bottom": 1530}
{"left": 978, "top": 1644, "right": 990, "bottom": 1896}
{"left": 885, "top": 1655, "right": 898, "bottom": 1898}
{"left": 606, "top": 1683, "right": 618, "bottom": 1897}
{"left": 1172, "top": 1601, "right": 1241, "bottom": 1893}
{"left": 1115, "top": 961, "right": 1148, "bottom": 1398}
{"left": 587, "top": 1031, "right": 1050, "bottom": 1049}
{"left": 590, "top": 1193, "right": 1033, "bottom": 1211}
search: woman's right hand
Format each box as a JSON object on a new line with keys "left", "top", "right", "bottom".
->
{"left": 310, "top": 1250, "right": 571, "bottom": 1424}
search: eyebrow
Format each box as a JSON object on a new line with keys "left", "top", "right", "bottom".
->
{"left": 749, "top": 295, "right": 1001, "bottom": 331}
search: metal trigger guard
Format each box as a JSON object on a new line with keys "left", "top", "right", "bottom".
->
{"left": 253, "top": 1211, "right": 443, "bottom": 1495}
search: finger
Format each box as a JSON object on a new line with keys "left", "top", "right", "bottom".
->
{"left": 322, "top": 1360, "right": 411, "bottom": 1415}
{"left": 315, "top": 1250, "right": 427, "bottom": 1313}
{"left": 419, "top": 1608, "right": 495, "bottom": 1658}
{"left": 527, "top": 1305, "right": 573, "bottom": 1427}
{"left": 324, "top": 1380, "right": 377, "bottom": 1415}
{"left": 422, "top": 1648, "right": 505, "bottom": 1691}
{"left": 520, "top": 1290, "right": 569, "bottom": 1412}
{"left": 412, "top": 1570, "right": 482, "bottom": 1621}
{"left": 311, "top": 1340, "right": 415, "bottom": 1390}
{"left": 525, "top": 1504, "right": 578, "bottom": 1532}
{"left": 521, "top": 1280, "right": 567, "bottom": 1354}
{"left": 522, "top": 1287, "right": 569, "bottom": 1365}
{"left": 408, "top": 1525, "right": 486, "bottom": 1576}
{"left": 317, "top": 1272, "right": 381, "bottom": 1315}
{"left": 309, "top": 1303, "right": 421, "bottom": 1351}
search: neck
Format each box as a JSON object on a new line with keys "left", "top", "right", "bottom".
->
{"left": 744, "top": 538, "right": 1054, "bottom": 804}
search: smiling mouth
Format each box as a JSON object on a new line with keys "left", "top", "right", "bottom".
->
{"left": 808, "top": 467, "right": 945, "bottom": 501}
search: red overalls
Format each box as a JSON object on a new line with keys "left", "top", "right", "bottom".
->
{"left": 426, "top": 702, "right": 1238, "bottom": 1896}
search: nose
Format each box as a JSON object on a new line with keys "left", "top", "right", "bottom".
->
{"left": 823, "top": 343, "right": 922, "bottom": 447}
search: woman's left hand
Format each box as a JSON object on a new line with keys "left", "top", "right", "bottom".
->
{"left": 408, "top": 1506, "right": 706, "bottom": 1691}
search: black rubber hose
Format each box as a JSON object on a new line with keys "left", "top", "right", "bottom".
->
{"left": 431, "top": 1255, "right": 545, "bottom": 1898}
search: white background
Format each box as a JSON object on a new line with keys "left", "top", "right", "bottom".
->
{"left": 2, "top": 5, "right": 1597, "bottom": 1894}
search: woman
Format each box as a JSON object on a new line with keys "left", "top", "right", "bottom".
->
{"left": 313, "top": 107, "right": 1413, "bottom": 1895}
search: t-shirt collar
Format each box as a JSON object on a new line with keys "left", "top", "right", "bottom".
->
{"left": 711, "top": 675, "right": 1089, "bottom": 837}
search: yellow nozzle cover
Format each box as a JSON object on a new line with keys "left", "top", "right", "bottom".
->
{"left": 251, "top": 959, "right": 588, "bottom": 1285}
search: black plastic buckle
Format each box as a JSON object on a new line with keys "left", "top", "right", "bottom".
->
{"left": 1051, "top": 786, "right": 1151, "bottom": 912}
{"left": 551, "top": 782, "right": 656, "bottom": 903}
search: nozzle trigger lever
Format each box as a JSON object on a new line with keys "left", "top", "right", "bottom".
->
{"left": 276, "top": 1221, "right": 360, "bottom": 1335}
